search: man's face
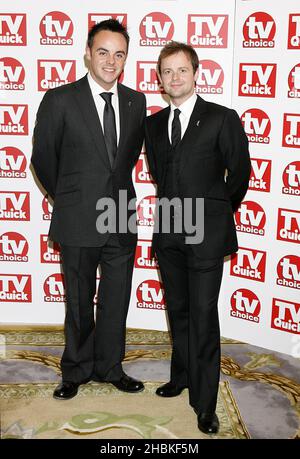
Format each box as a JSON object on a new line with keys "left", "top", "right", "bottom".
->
{"left": 86, "top": 30, "right": 127, "bottom": 89}
{"left": 159, "top": 51, "right": 198, "bottom": 106}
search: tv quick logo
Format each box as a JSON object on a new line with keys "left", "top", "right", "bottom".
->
{"left": 0, "top": 274, "right": 31, "bottom": 302}
{"left": 0, "top": 232, "right": 28, "bottom": 262}
{"left": 0, "top": 147, "right": 27, "bottom": 178}
{"left": 139, "top": 12, "right": 174, "bottom": 46}
{"left": 187, "top": 14, "right": 228, "bottom": 48}
{"left": 288, "top": 14, "right": 300, "bottom": 49}
{"left": 235, "top": 201, "right": 266, "bottom": 236}
{"left": 230, "top": 288, "right": 261, "bottom": 323}
{"left": 0, "top": 105, "right": 28, "bottom": 135}
{"left": 271, "top": 298, "right": 300, "bottom": 335}
{"left": 0, "top": 192, "right": 30, "bottom": 221}
{"left": 0, "top": 14, "right": 26, "bottom": 46}
{"left": 241, "top": 109, "right": 271, "bottom": 144}
{"left": 88, "top": 14, "right": 127, "bottom": 30}
{"left": 135, "top": 153, "right": 154, "bottom": 184}
{"left": 243, "top": 12, "right": 275, "bottom": 48}
{"left": 277, "top": 208, "right": 300, "bottom": 244}
{"left": 249, "top": 158, "right": 271, "bottom": 192}
{"left": 135, "top": 240, "right": 158, "bottom": 269}
{"left": 196, "top": 60, "right": 224, "bottom": 94}
{"left": 147, "top": 106, "right": 163, "bottom": 116}
{"left": 239, "top": 63, "right": 276, "bottom": 97}
{"left": 40, "top": 11, "right": 73, "bottom": 45}
{"left": 44, "top": 273, "right": 65, "bottom": 302}
{"left": 136, "top": 62, "right": 160, "bottom": 93}
{"left": 136, "top": 279, "right": 165, "bottom": 310}
{"left": 288, "top": 63, "right": 300, "bottom": 98}
{"left": 282, "top": 113, "right": 300, "bottom": 148}
{"left": 282, "top": 161, "right": 300, "bottom": 196}
{"left": 0, "top": 57, "right": 25, "bottom": 90}
{"left": 37, "top": 60, "right": 76, "bottom": 91}
{"left": 230, "top": 247, "right": 266, "bottom": 282}
{"left": 40, "top": 235, "right": 61, "bottom": 263}
{"left": 42, "top": 195, "right": 52, "bottom": 221}
{"left": 277, "top": 255, "right": 300, "bottom": 290}
{"left": 137, "top": 195, "right": 156, "bottom": 227}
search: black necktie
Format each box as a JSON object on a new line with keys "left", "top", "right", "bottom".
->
{"left": 171, "top": 108, "right": 181, "bottom": 148}
{"left": 100, "top": 92, "right": 117, "bottom": 167}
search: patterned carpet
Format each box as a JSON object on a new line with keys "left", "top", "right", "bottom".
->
{"left": 0, "top": 327, "right": 299, "bottom": 439}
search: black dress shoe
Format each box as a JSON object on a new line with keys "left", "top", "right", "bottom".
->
{"left": 156, "top": 381, "right": 187, "bottom": 397}
{"left": 197, "top": 412, "right": 219, "bottom": 434}
{"left": 53, "top": 381, "right": 79, "bottom": 400}
{"left": 111, "top": 374, "right": 144, "bottom": 393}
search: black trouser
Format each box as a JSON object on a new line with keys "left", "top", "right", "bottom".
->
{"left": 60, "top": 235, "right": 135, "bottom": 384}
{"left": 157, "top": 234, "right": 224, "bottom": 414}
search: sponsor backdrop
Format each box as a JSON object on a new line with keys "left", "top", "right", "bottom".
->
{"left": 0, "top": 1, "right": 299, "bottom": 356}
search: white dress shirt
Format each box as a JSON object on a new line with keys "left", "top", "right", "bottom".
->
{"left": 87, "top": 73, "right": 120, "bottom": 144}
{"left": 168, "top": 93, "right": 198, "bottom": 144}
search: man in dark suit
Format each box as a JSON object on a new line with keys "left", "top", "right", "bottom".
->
{"left": 32, "top": 19, "right": 146, "bottom": 400}
{"left": 145, "top": 42, "right": 251, "bottom": 434}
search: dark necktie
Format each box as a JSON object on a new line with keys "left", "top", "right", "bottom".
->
{"left": 171, "top": 108, "right": 181, "bottom": 148}
{"left": 100, "top": 92, "right": 117, "bottom": 167}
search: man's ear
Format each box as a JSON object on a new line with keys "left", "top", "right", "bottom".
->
{"left": 85, "top": 45, "right": 91, "bottom": 61}
{"left": 194, "top": 68, "right": 199, "bottom": 83}
{"left": 156, "top": 67, "right": 163, "bottom": 85}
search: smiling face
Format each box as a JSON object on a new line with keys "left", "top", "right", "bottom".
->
{"left": 86, "top": 30, "right": 127, "bottom": 89}
{"left": 159, "top": 50, "right": 199, "bottom": 106}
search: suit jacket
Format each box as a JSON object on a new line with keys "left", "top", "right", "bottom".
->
{"left": 145, "top": 95, "right": 251, "bottom": 259}
{"left": 31, "top": 75, "right": 146, "bottom": 247}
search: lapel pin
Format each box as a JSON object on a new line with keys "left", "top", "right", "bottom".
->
{"left": 196, "top": 120, "right": 200, "bottom": 126}
{"left": 128, "top": 101, "right": 132, "bottom": 107}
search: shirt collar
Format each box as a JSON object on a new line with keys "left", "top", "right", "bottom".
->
{"left": 87, "top": 72, "right": 118, "bottom": 97}
{"left": 170, "top": 93, "right": 197, "bottom": 118}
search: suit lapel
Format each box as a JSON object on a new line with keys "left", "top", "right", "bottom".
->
{"left": 114, "top": 83, "right": 131, "bottom": 168}
{"left": 180, "top": 95, "right": 207, "bottom": 147}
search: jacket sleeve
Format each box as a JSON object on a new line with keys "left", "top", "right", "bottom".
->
{"left": 31, "top": 90, "right": 64, "bottom": 200}
{"left": 219, "top": 109, "right": 251, "bottom": 212}
{"left": 144, "top": 120, "right": 157, "bottom": 183}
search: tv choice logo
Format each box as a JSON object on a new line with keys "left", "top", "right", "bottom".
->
{"left": 40, "top": 11, "right": 73, "bottom": 45}
{"left": 249, "top": 158, "right": 271, "bottom": 193}
{"left": 135, "top": 153, "right": 154, "bottom": 184}
{"left": 271, "top": 298, "right": 300, "bottom": 335}
{"left": 0, "top": 14, "right": 26, "bottom": 46}
{"left": 136, "top": 62, "right": 160, "bottom": 93}
{"left": 0, "top": 191, "right": 30, "bottom": 221}
{"left": 88, "top": 14, "right": 127, "bottom": 30}
{"left": 282, "top": 113, "right": 300, "bottom": 148}
{"left": 37, "top": 60, "right": 76, "bottom": 91}
{"left": 277, "top": 208, "right": 300, "bottom": 244}
{"left": 230, "top": 288, "right": 261, "bottom": 323}
{"left": 276, "top": 255, "right": 300, "bottom": 290}
{"left": 241, "top": 108, "right": 271, "bottom": 144}
{"left": 134, "top": 240, "right": 158, "bottom": 269}
{"left": 136, "top": 279, "right": 165, "bottom": 310}
{"left": 0, "top": 104, "right": 28, "bottom": 135}
{"left": 235, "top": 201, "right": 266, "bottom": 236}
{"left": 282, "top": 161, "right": 300, "bottom": 196}
{"left": 139, "top": 12, "right": 174, "bottom": 47}
{"left": 137, "top": 195, "right": 156, "bottom": 227}
{"left": 0, "top": 57, "right": 25, "bottom": 90}
{"left": 0, "top": 274, "right": 31, "bottom": 302}
{"left": 0, "top": 232, "right": 28, "bottom": 262}
{"left": 187, "top": 14, "right": 228, "bottom": 48}
{"left": 288, "top": 63, "right": 300, "bottom": 98}
{"left": 196, "top": 60, "right": 224, "bottom": 95}
{"left": 146, "top": 106, "right": 163, "bottom": 116}
{"left": 42, "top": 195, "right": 52, "bottom": 221}
{"left": 287, "top": 14, "right": 300, "bottom": 49}
{"left": 243, "top": 12, "right": 275, "bottom": 48}
{"left": 44, "top": 273, "right": 65, "bottom": 302}
{"left": 238, "top": 63, "right": 276, "bottom": 97}
{"left": 230, "top": 247, "right": 266, "bottom": 282}
{"left": 0, "top": 146, "right": 27, "bottom": 178}
{"left": 40, "top": 235, "right": 61, "bottom": 264}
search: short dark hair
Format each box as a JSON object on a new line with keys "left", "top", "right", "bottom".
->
{"left": 157, "top": 41, "right": 199, "bottom": 75}
{"left": 87, "top": 19, "right": 129, "bottom": 50}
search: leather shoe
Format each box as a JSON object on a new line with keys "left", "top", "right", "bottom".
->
{"left": 53, "top": 381, "right": 79, "bottom": 400}
{"left": 156, "top": 381, "right": 187, "bottom": 397}
{"left": 111, "top": 374, "right": 144, "bottom": 393}
{"left": 197, "top": 412, "right": 219, "bottom": 434}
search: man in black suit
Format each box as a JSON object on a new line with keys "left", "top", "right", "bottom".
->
{"left": 145, "top": 42, "right": 251, "bottom": 434}
{"left": 32, "top": 20, "right": 146, "bottom": 400}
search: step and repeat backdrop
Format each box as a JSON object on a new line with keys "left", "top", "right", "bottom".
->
{"left": 0, "top": 1, "right": 299, "bottom": 356}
